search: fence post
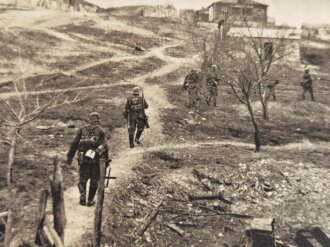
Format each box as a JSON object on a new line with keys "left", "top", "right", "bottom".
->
{"left": 49, "top": 156, "right": 66, "bottom": 244}
{"left": 93, "top": 158, "right": 106, "bottom": 247}
{"left": 35, "top": 189, "right": 49, "bottom": 246}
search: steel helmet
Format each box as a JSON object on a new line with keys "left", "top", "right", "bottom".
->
{"left": 133, "top": 86, "right": 140, "bottom": 95}
{"left": 89, "top": 112, "right": 100, "bottom": 119}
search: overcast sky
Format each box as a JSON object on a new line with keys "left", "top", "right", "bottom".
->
{"left": 87, "top": 0, "right": 330, "bottom": 27}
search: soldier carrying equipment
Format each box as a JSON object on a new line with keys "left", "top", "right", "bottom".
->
{"left": 124, "top": 86, "right": 149, "bottom": 148}
{"left": 183, "top": 69, "right": 200, "bottom": 107}
{"left": 300, "top": 69, "right": 315, "bottom": 101}
{"left": 264, "top": 79, "right": 279, "bottom": 101}
{"left": 67, "top": 112, "right": 109, "bottom": 206}
{"left": 206, "top": 65, "right": 220, "bottom": 107}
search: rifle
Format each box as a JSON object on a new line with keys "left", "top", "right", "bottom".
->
{"left": 105, "top": 159, "right": 116, "bottom": 187}
{"left": 141, "top": 89, "right": 150, "bottom": 129}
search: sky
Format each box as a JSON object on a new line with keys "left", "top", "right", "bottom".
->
{"left": 87, "top": 0, "right": 330, "bottom": 27}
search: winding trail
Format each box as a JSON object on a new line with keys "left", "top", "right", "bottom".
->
{"left": 0, "top": 43, "right": 190, "bottom": 99}
{"left": 61, "top": 40, "right": 330, "bottom": 246}
{"left": 63, "top": 40, "right": 191, "bottom": 246}
{"left": 2, "top": 16, "right": 328, "bottom": 244}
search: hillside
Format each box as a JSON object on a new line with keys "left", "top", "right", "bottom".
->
{"left": 0, "top": 6, "right": 329, "bottom": 247}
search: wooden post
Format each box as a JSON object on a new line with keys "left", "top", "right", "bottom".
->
{"left": 49, "top": 156, "right": 66, "bottom": 243}
{"left": 35, "top": 189, "right": 49, "bottom": 246}
{"left": 0, "top": 212, "right": 8, "bottom": 218}
{"left": 0, "top": 212, "right": 8, "bottom": 242}
{"left": 138, "top": 199, "right": 164, "bottom": 236}
{"left": 93, "top": 158, "right": 106, "bottom": 247}
{"left": 44, "top": 215, "right": 64, "bottom": 247}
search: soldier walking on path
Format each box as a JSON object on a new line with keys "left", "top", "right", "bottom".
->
{"left": 300, "top": 69, "right": 315, "bottom": 101}
{"left": 183, "top": 69, "right": 200, "bottom": 107}
{"left": 67, "top": 112, "right": 109, "bottom": 206}
{"left": 124, "top": 86, "right": 149, "bottom": 148}
{"left": 264, "top": 79, "right": 279, "bottom": 101}
{"left": 206, "top": 65, "right": 220, "bottom": 107}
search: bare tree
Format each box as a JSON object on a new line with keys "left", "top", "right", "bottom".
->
{"left": 180, "top": 22, "right": 227, "bottom": 107}
{"left": 221, "top": 40, "right": 262, "bottom": 151}
{"left": 242, "top": 20, "right": 295, "bottom": 119}
{"left": 182, "top": 22, "right": 262, "bottom": 150}
{"left": 0, "top": 59, "right": 85, "bottom": 246}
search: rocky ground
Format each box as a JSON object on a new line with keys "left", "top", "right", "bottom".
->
{"left": 0, "top": 6, "right": 329, "bottom": 247}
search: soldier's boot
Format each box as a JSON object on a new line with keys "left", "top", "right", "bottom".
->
{"left": 129, "top": 134, "right": 134, "bottom": 148}
{"left": 135, "top": 130, "right": 143, "bottom": 144}
{"left": 87, "top": 186, "right": 98, "bottom": 207}
{"left": 78, "top": 182, "right": 87, "bottom": 206}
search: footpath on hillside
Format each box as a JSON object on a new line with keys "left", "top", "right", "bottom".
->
{"left": 0, "top": 9, "right": 329, "bottom": 247}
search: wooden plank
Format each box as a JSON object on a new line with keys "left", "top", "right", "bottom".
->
{"left": 35, "top": 189, "right": 49, "bottom": 246}
{"left": 188, "top": 193, "right": 233, "bottom": 205}
{"left": 166, "top": 223, "right": 185, "bottom": 236}
{"left": 50, "top": 156, "right": 66, "bottom": 243}
{"left": 42, "top": 226, "right": 55, "bottom": 246}
{"left": 94, "top": 158, "right": 106, "bottom": 247}
{"left": 45, "top": 215, "right": 64, "bottom": 247}
{"left": 138, "top": 199, "right": 164, "bottom": 236}
{"left": 0, "top": 212, "right": 8, "bottom": 218}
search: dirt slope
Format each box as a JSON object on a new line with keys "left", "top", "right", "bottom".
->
{"left": 0, "top": 8, "right": 329, "bottom": 247}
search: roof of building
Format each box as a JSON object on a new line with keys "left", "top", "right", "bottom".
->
{"left": 207, "top": 0, "right": 268, "bottom": 9}
{"left": 301, "top": 23, "right": 330, "bottom": 29}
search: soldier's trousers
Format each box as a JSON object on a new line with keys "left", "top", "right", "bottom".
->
{"left": 302, "top": 87, "right": 314, "bottom": 101}
{"left": 266, "top": 90, "right": 276, "bottom": 101}
{"left": 207, "top": 88, "right": 218, "bottom": 106}
{"left": 79, "top": 162, "right": 100, "bottom": 188}
{"left": 187, "top": 88, "right": 199, "bottom": 106}
{"left": 127, "top": 115, "right": 145, "bottom": 135}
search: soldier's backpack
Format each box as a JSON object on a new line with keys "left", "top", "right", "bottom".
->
{"left": 78, "top": 126, "right": 99, "bottom": 165}
{"left": 129, "top": 96, "right": 143, "bottom": 112}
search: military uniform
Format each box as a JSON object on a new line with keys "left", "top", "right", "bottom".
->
{"left": 301, "top": 70, "right": 315, "bottom": 101}
{"left": 124, "top": 87, "right": 149, "bottom": 148}
{"left": 206, "top": 75, "right": 219, "bottom": 106}
{"left": 265, "top": 80, "right": 279, "bottom": 101}
{"left": 183, "top": 70, "right": 200, "bottom": 107}
{"left": 67, "top": 113, "right": 108, "bottom": 206}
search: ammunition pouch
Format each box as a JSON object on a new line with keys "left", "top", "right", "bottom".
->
{"left": 96, "top": 144, "right": 108, "bottom": 157}
{"left": 78, "top": 150, "right": 97, "bottom": 166}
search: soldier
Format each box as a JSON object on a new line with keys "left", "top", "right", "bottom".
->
{"left": 206, "top": 65, "right": 220, "bottom": 106}
{"left": 300, "top": 69, "right": 315, "bottom": 101}
{"left": 124, "top": 86, "right": 149, "bottom": 148}
{"left": 183, "top": 69, "right": 200, "bottom": 107}
{"left": 67, "top": 112, "right": 109, "bottom": 206}
{"left": 265, "top": 79, "right": 279, "bottom": 101}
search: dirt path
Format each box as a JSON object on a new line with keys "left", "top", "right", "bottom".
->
{"left": 0, "top": 42, "right": 187, "bottom": 99}
{"left": 63, "top": 41, "right": 188, "bottom": 246}
{"left": 62, "top": 38, "right": 330, "bottom": 245}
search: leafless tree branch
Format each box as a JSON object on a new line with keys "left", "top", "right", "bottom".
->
{"left": 0, "top": 96, "right": 20, "bottom": 121}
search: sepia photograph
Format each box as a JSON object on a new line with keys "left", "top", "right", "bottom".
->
{"left": 0, "top": 0, "right": 329, "bottom": 246}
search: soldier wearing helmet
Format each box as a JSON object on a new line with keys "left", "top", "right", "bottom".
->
{"left": 264, "top": 79, "right": 280, "bottom": 101}
{"left": 300, "top": 69, "right": 315, "bottom": 101}
{"left": 67, "top": 112, "right": 109, "bottom": 206}
{"left": 183, "top": 69, "right": 200, "bottom": 107}
{"left": 206, "top": 65, "right": 220, "bottom": 106}
{"left": 124, "top": 86, "right": 149, "bottom": 148}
